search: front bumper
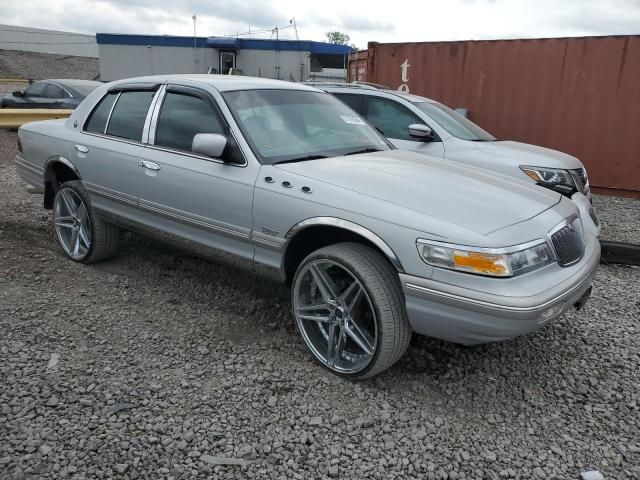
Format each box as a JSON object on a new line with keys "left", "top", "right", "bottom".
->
{"left": 401, "top": 235, "right": 600, "bottom": 345}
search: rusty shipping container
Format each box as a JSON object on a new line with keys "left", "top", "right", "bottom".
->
{"left": 351, "top": 36, "right": 640, "bottom": 196}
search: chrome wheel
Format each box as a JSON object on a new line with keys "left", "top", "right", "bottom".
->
{"left": 293, "top": 259, "right": 378, "bottom": 374}
{"left": 53, "top": 187, "right": 91, "bottom": 260}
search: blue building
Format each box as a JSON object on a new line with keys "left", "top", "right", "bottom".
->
{"left": 96, "top": 33, "right": 354, "bottom": 82}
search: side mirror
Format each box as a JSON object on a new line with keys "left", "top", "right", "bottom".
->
{"left": 192, "top": 133, "right": 227, "bottom": 159}
{"left": 12, "top": 91, "right": 23, "bottom": 97}
{"left": 408, "top": 124, "right": 433, "bottom": 140}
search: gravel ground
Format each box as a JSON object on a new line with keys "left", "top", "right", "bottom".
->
{"left": 0, "top": 49, "right": 99, "bottom": 83}
{"left": 1, "top": 131, "right": 639, "bottom": 479}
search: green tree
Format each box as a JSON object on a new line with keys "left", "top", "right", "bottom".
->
{"left": 325, "top": 31, "right": 350, "bottom": 45}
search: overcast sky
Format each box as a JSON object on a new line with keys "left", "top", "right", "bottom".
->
{"left": 1, "top": 0, "right": 639, "bottom": 48}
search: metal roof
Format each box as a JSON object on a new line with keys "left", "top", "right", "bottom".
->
{"left": 96, "top": 33, "right": 355, "bottom": 55}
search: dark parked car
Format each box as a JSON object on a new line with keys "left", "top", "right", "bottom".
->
{"left": 0, "top": 79, "right": 101, "bottom": 109}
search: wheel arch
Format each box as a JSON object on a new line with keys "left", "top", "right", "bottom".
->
{"left": 282, "top": 217, "right": 404, "bottom": 284}
{"left": 43, "top": 156, "right": 82, "bottom": 209}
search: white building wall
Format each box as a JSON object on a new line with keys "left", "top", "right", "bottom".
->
{"left": 236, "top": 49, "right": 310, "bottom": 82}
{"left": 0, "top": 24, "right": 98, "bottom": 58}
{"left": 99, "top": 45, "right": 219, "bottom": 81}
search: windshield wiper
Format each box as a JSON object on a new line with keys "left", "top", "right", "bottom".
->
{"left": 343, "top": 148, "right": 384, "bottom": 156}
{"left": 274, "top": 154, "right": 328, "bottom": 165}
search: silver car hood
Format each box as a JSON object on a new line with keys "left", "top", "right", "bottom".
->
{"left": 474, "top": 141, "right": 584, "bottom": 169}
{"left": 275, "top": 149, "right": 561, "bottom": 236}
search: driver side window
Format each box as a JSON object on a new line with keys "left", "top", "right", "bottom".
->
{"left": 365, "top": 97, "right": 423, "bottom": 141}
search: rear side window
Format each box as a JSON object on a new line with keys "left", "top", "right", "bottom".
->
{"left": 24, "top": 82, "right": 47, "bottom": 97}
{"left": 45, "top": 84, "right": 65, "bottom": 99}
{"left": 85, "top": 92, "right": 118, "bottom": 134}
{"left": 155, "top": 91, "right": 223, "bottom": 152}
{"left": 334, "top": 93, "right": 363, "bottom": 114}
{"left": 106, "top": 91, "right": 155, "bottom": 141}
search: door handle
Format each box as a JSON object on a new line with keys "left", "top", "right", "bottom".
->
{"left": 74, "top": 144, "right": 89, "bottom": 153}
{"left": 140, "top": 160, "right": 161, "bottom": 171}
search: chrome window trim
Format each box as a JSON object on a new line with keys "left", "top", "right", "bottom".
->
{"left": 147, "top": 83, "right": 248, "bottom": 168}
{"left": 143, "top": 85, "right": 165, "bottom": 144}
{"left": 103, "top": 91, "right": 121, "bottom": 134}
{"left": 48, "top": 81, "right": 74, "bottom": 99}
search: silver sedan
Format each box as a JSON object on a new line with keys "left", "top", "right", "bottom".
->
{"left": 15, "top": 75, "right": 600, "bottom": 378}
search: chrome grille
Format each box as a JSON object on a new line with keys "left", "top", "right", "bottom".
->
{"left": 551, "top": 220, "right": 585, "bottom": 266}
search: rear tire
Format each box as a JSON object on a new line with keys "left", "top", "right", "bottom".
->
{"left": 52, "top": 180, "right": 119, "bottom": 263}
{"left": 291, "top": 242, "right": 411, "bottom": 379}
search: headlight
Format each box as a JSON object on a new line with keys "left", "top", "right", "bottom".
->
{"left": 520, "top": 166, "right": 576, "bottom": 189}
{"left": 417, "top": 240, "right": 554, "bottom": 277}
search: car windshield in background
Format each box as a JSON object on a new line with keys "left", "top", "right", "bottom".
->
{"left": 414, "top": 102, "right": 496, "bottom": 142}
{"left": 223, "top": 89, "right": 391, "bottom": 164}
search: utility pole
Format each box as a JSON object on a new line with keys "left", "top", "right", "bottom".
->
{"left": 290, "top": 18, "right": 299, "bottom": 41}
{"left": 275, "top": 26, "right": 280, "bottom": 80}
{"left": 192, "top": 14, "right": 197, "bottom": 72}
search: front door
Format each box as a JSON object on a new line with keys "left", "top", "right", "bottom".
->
{"left": 220, "top": 51, "right": 235, "bottom": 74}
{"left": 364, "top": 96, "right": 445, "bottom": 157}
{"left": 136, "top": 84, "right": 257, "bottom": 267}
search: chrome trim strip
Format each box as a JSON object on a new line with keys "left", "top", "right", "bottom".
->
{"left": 404, "top": 272, "right": 593, "bottom": 313}
{"left": 15, "top": 157, "right": 44, "bottom": 175}
{"left": 285, "top": 217, "right": 404, "bottom": 272}
{"left": 85, "top": 183, "right": 137, "bottom": 207}
{"left": 138, "top": 199, "right": 250, "bottom": 240}
{"left": 92, "top": 207, "right": 256, "bottom": 275}
{"left": 252, "top": 231, "right": 286, "bottom": 250}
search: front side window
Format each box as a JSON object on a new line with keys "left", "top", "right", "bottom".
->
{"left": 414, "top": 102, "right": 495, "bottom": 141}
{"left": 155, "top": 92, "right": 223, "bottom": 152}
{"left": 24, "top": 82, "right": 47, "bottom": 97}
{"left": 85, "top": 92, "right": 118, "bottom": 134}
{"left": 44, "top": 84, "right": 65, "bottom": 99}
{"left": 223, "top": 89, "right": 390, "bottom": 164}
{"left": 365, "top": 97, "right": 424, "bottom": 141}
{"left": 106, "top": 91, "right": 155, "bottom": 141}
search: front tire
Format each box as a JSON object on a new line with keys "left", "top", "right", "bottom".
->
{"left": 52, "top": 180, "right": 119, "bottom": 263}
{"left": 292, "top": 242, "right": 411, "bottom": 379}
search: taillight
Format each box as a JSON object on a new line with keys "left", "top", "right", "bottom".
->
{"left": 17, "top": 137, "right": 23, "bottom": 153}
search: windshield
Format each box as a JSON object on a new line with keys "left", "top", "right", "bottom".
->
{"left": 223, "top": 89, "right": 391, "bottom": 164}
{"left": 414, "top": 102, "right": 496, "bottom": 141}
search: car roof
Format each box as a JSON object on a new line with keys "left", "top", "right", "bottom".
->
{"left": 315, "top": 83, "right": 439, "bottom": 104}
{"left": 107, "top": 74, "right": 320, "bottom": 93}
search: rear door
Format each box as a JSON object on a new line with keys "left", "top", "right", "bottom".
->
{"left": 363, "top": 95, "right": 445, "bottom": 157}
{"left": 71, "top": 84, "right": 159, "bottom": 220}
